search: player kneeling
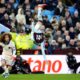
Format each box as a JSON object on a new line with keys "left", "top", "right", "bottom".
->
{"left": 0, "top": 33, "right": 16, "bottom": 78}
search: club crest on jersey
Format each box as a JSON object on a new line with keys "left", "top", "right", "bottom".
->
{"left": 34, "top": 33, "right": 44, "bottom": 43}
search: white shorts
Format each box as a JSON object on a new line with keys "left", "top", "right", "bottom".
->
{"left": 1, "top": 55, "right": 15, "bottom": 66}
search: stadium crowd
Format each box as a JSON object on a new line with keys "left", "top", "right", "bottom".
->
{"left": 0, "top": 0, "right": 80, "bottom": 54}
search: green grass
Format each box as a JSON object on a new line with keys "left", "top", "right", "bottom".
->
{"left": 0, "top": 74, "right": 80, "bottom": 80}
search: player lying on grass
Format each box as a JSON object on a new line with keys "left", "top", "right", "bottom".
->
{"left": 0, "top": 33, "right": 16, "bottom": 78}
{"left": 10, "top": 55, "right": 31, "bottom": 74}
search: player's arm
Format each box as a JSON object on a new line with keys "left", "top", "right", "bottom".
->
{"left": 37, "top": 4, "right": 47, "bottom": 20}
{"left": 31, "top": 21, "right": 35, "bottom": 32}
{"left": 12, "top": 45, "right": 16, "bottom": 56}
{"left": 10, "top": 42, "right": 16, "bottom": 55}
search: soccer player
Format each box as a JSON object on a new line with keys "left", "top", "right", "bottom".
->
{"left": 31, "top": 4, "right": 47, "bottom": 61}
{"left": 0, "top": 33, "right": 16, "bottom": 78}
{"left": 66, "top": 52, "right": 80, "bottom": 73}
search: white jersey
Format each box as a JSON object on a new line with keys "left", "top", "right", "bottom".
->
{"left": 0, "top": 41, "right": 16, "bottom": 65}
{"left": 31, "top": 21, "right": 44, "bottom": 41}
{"left": 1, "top": 41, "right": 16, "bottom": 56}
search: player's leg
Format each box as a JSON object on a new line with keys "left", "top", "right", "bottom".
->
{"left": 73, "top": 62, "right": 80, "bottom": 73}
{"left": 41, "top": 42, "right": 49, "bottom": 64}
{"left": 41, "top": 42, "right": 46, "bottom": 60}
{"left": 2, "top": 66, "right": 9, "bottom": 78}
{"left": 1, "top": 58, "right": 14, "bottom": 78}
{"left": 0, "top": 59, "right": 9, "bottom": 78}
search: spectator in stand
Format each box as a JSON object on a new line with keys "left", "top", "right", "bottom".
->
{"left": 65, "top": 10, "right": 73, "bottom": 27}
{"left": 0, "top": 13, "right": 12, "bottom": 29}
{"left": 23, "top": 0, "right": 31, "bottom": 11}
{"left": 75, "top": 22, "right": 80, "bottom": 35}
{"left": 77, "top": 33, "right": 80, "bottom": 41}
{"left": 47, "top": 0, "right": 56, "bottom": 11}
{"left": 72, "top": 10, "right": 80, "bottom": 27}
{"left": 19, "top": 0, "right": 25, "bottom": 5}
{"left": 43, "top": 15, "right": 51, "bottom": 29}
{"left": 51, "top": 16, "right": 59, "bottom": 30}
{"left": 41, "top": 0, "right": 47, "bottom": 4}
{"left": 53, "top": 30, "right": 62, "bottom": 40}
{"left": 25, "top": 10, "right": 32, "bottom": 28}
{"left": 61, "top": 6, "right": 69, "bottom": 17}
{"left": 10, "top": 27, "right": 17, "bottom": 43}
{"left": 9, "top": 11, "right": 16, "bottom": 28}
{"left": 65, "top": 35, "right": 70, "bottom": 47}
{"left": 62, "top": 26, "right": 67, "bottom": 34}
{"left": 16, "top": 7, "right": 26, "bottom": 32}
{"left": 31, "top": 0, "right": 41, "bottom": 9}
{"left": 62, "top": 30, "right": 69, "bottom": 39}
{"left": 8, "top": 0, "right": 18, "bottom": 11}
{"left": 55, "top": 1, "right": 65, "bottom": 16}
{"left": 69, "top": 27, "right": 76, "bottom": 39}
{"left": 6, "top": 2, "right": 13, "bottom": 15}
{"left": 48, "top": 40, "right": 58, "bottom": 54}
{"left": 75, "top": 0, "right": 80, "bottom": 17}
{"left": 0, "top": 3, "right": 6, "bottom": 19}
{"left": 57, "top": 37, "right": 64, "bottom": 48}
{"left": 69, "top": 39, "right": 77, "bottom": 48}
{"left": 59, "top": 18, "right": 68, "bottom": 30}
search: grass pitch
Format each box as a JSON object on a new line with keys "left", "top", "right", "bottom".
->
{"left": 0, "top": 74, "right": 80, "bottom": 80}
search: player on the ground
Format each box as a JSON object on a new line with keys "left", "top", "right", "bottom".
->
{"left": 0, "top": 33, "right": 16, "bottom": 78}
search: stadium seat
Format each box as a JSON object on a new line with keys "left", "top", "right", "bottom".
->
{"left": 0, "top": 24, "right": 10, "bottom": 34}
{"left": 42, "top": 10, "right": 54, "bottom": 21}
{"left": 68, "top": 6, "right": 76, "bottom": 15}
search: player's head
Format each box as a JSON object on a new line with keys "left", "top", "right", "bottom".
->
{"left": 67, "top": 52, "right": 73, "bottom": 56}
{"left": 1, "top": 33, "right": 12, "bottom": 43}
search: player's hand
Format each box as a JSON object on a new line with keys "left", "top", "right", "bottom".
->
{"left": 38, "top": 4, "right": 47, "bottom": 9}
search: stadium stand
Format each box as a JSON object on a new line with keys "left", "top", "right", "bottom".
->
{"left": 0, "top": 0, "right": 80, "bottom": 55}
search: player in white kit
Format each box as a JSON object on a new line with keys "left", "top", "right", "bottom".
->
{"left": 0, "top": 33, "right": 16, "bottom": 78}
